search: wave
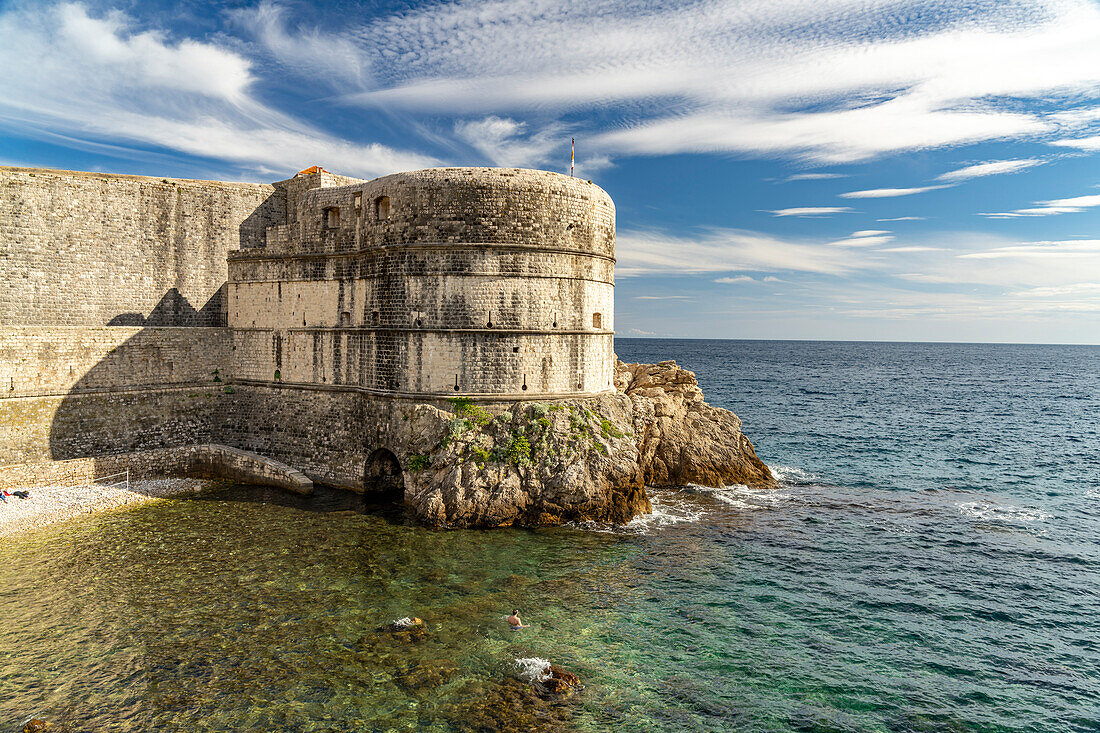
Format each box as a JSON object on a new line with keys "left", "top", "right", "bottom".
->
{"left": 770, "top": 464, "right": 819, "bottom": 486}
{"left": 570, "top": 482, "right": 795, "bottom": 535}
{"left": 956, "top": 500, "right": 1052, "bottom": 524}
{"left": 513, "top": 657, "right": 552, "bottom": 683}
{"left": 683, "top": 483, "right": 793, "bottom": 510}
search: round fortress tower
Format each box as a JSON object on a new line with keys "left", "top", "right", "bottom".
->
{"left": 228, "top": 167, "right": 615, "bottom": 399}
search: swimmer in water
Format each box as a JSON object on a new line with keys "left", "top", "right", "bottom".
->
{"left": 506, "top": 610, "right": 529, "bottom": 630}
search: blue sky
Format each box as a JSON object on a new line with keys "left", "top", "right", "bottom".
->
{"left": 2, "top": 0, "right": 1100, "bottom": 343}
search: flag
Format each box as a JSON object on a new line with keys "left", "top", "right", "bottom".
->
{"left": 570, "top": 138, "right": 575, "bottom": 177}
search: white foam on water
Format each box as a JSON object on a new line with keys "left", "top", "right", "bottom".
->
{"left": 684, "top": 483, "right": 793, "bottom": 510}
{"left": 770, "top": 464, "right": 818, "bottom": 486}
{"left": 513, "top": 657, "right": 552, "bottom": 683}
{"left": 391, "top": 617, "right": 414, "bottom": 628}
{"left": 568, "top": 490, "right": 708, "bottom": 535}
{"left": 956, "top": 500, "right": 1052, "bottom": 524}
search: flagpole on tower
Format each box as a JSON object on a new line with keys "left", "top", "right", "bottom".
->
{"left": 570, "top": 138, "right": 575, "bottom": 177}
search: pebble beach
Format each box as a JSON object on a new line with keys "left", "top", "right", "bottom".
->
{"left": 0, "top": 478, "right": 207, "bottom": 539}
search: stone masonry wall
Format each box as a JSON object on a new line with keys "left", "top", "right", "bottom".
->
{"left": 228, "top": 167, "right": 616, "bottom": 400}
{"left": 0, "top": 327, "right": 232, "bottom": 465}
{"left": 0, "top": 166, "right": 280, "bottom": 326}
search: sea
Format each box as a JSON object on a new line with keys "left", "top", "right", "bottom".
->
{"left": 1, "top": 339, "right": 1098, "bottom": 732}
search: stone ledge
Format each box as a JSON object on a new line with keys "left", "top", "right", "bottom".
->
{"left": 0, "top": 444, "right": 313, "bottom": 495}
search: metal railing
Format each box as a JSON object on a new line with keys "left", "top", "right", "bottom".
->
{"left": 92, "top": 469, "right": 130, "bottom": 489}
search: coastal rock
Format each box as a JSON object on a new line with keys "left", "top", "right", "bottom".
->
{"left": 393, "top": 659, "right": 460, "bottom": 690}
{"left": 534, "top": 665, "right": 584, "bottom": 697}
{"left": 444, "top": 678, "right": 574, "bottom": 732}
{"left": 374, "top": 617, "right": 428, "bottom": 642}
{"left": 398, "top": 359, "right": 773, "bottom": 528}
{"left": 616, "top": 359, "right": 775, "bottom": 488}
{"left": 22, "top": 720, "right": 51, "bottom": 733}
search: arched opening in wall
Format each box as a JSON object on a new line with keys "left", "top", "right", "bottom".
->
{"left": 375, "top": 196, "right": 391, "bottom": 221}
{"left": 341, "top": 311, "right": 352, "bottom": 326}
{"left": 364, "top": 448, "right": 404, "bottom": 503}
{"left": 324, "top": 206, "right": 340, "bottom": 229}
{"left": 592, "top": 312, "right": 603, "bottom": 329}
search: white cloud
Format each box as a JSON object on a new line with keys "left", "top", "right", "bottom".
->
{"left": 877, "top": 246, "right": 945, "bottom": 252}
{"left": 634, "top": 295, "right": 695, "bottom": 300}
{"left": 452, "top": 115, "right": 576, "bottom": 169}
{"left": 1015, "top": 282, "right": 1100, "bottom": 296}
{"left": 0, "top": 2, "right": 436, "bottom": 179}
{"left": 980, "top": 193, "right": 1100, "bottom": 217}
{"left": 231, "top": 0, "right": 369, "bottom": 86}
{"left": 829, "top": 233, "right": 894, "bottom": 247}
{"left": 851, "top": 229, "right": 891, "bottom": 237}
{"left": 937, "top": 158, "right": 1043, "bottom": 182}
{"left": 784, "top": 172, "right": 848, "bottom": 182}
{"left": 877, "top": 216, "right": 927, "bottom": 221}
{"left": 840, "top": 185, "right": 952, "bottom": 198}
{"left": 1049, "top": 135, "right": 1100, "bottom": 151}
{"left": 616, "top": 227, "right": 874, "bottom": 277}
{"left": 339, "top": 0, "right": 1100, "bottom": 163}
{"left": 714, "top": 276, "right": 757, "bottom": 284}
{"left": 768, "top": 206, "right": 855, "bottom": 217}
{"left": 958, "top": 239, "right": 1100, "bottom": 259}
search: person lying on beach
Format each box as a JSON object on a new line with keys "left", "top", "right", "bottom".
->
{"left": 1, "top": 490, "right": 29, "bottom": 501}
{"left": 506, "top": 610, "right": 530, "bottom": 630}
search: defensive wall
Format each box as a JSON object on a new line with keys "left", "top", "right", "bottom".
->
{"left": 0, "top": 166, "right": 272, "bottom": 475}
{"left": 0, "top": 164, "right": 618, "bottom": 494}
{"left": 228, "top": 167, "right": 615, "bottom": 399}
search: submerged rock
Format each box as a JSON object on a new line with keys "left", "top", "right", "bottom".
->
{"left": 393, "top": 658, "right": 460, "bottom": 691}
{"left": 23, "top": 720, "right": 51, "bottom": 733}
{"left": 534, "top": 665, "right": 584, "bottom": 698}
{"left": 444, "top": 678, "right": 574, "bottom": 733}
{"left": 374, "top": 617, "right": 428, "bottom": 642}
{"left": 395, "top": 358, "right": 774, "bottom": 528}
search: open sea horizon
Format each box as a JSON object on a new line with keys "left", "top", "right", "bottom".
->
{"left": 2, "top": 338, "right": 1098, "bottom": 731}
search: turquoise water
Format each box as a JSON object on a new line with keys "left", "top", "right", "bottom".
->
{"left": 2, "top": 339, "right": 1099, "bottom": 731}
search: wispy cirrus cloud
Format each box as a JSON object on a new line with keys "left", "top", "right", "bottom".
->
{"left": 0, "top": 2, "right": 436, "bottom": 179}
{"left": 840, "top": 185, "right": 952, "bottom": 198}
{"left": 980, "top": 193, "right": 1100, "bottom": 217}
{"left": 783, "top": 172, "right": 848, "bottom": 182}
{"left": 768, "top": 206, "right": 855, "bottom": 217}
{"left": 937, "top": 158, "right": 1043, "bottom": 181}
{"left": 1050, "top": 135, "right": 1100, "bottom": 151}
{"left": 616, "top": 227, "right": 875, "bottom": 277}
{"left": 334, "top": 0, "right": 1100, "bottom": 164}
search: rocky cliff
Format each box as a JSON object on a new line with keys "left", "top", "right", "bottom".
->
{"left": 397, "top": 359, "right": 774, "bottom": 528}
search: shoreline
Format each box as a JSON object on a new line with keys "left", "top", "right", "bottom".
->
{"left": 0, "top": 478, "right": 209, "bottom": 539}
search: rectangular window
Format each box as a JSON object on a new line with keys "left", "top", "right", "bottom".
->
{"left": 592, "top": 312, "right": 603, "bottom": 329}
{"left": 325, "top": 206, "right": 340, "bottom": 228}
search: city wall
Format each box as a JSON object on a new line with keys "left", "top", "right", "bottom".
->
{"left": 0, "top": 166, "right": 274, "bottom": 472}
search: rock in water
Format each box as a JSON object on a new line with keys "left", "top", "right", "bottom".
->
{"left": 617, "top": 359, "right": 775, "bottom": 488}
{"left": 535, "top": 665, "right": 584, "bottom": 697}
{"left": 23, "top": 720, "right": 51, "bottom": 733}
{"left": 398, "top": 359, "right": 774, "bottom": 528}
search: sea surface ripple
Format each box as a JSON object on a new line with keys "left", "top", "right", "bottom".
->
{"left": 1, "top": 339, "right": 1097, "bottom": 732}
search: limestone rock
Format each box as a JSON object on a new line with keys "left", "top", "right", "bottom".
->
{"left": 535, "top": 665, "right": 584, "bottom": 697}
{"left": 617, "top": 359, "right": 775, "bottom": 488}
{"left": 395, "top": 358, "right": 773, "bottom": 528}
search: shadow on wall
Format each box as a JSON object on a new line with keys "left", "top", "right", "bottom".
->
{"left": 46, "top": 289, "right": 232, "bottom": 463}
{"left": 106, "top": 286, "right": 228, "bottom": 327}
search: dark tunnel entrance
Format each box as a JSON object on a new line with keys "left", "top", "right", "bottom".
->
{"left": 364, "top": 448, "right": 404, "bottom": 502}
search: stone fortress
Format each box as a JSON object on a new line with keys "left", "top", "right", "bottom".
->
{"left": 229, "top": 166, "right": 615, "bottom": 399}
{"left": 0, "top": 164, "right": 772, "bottom": 527}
